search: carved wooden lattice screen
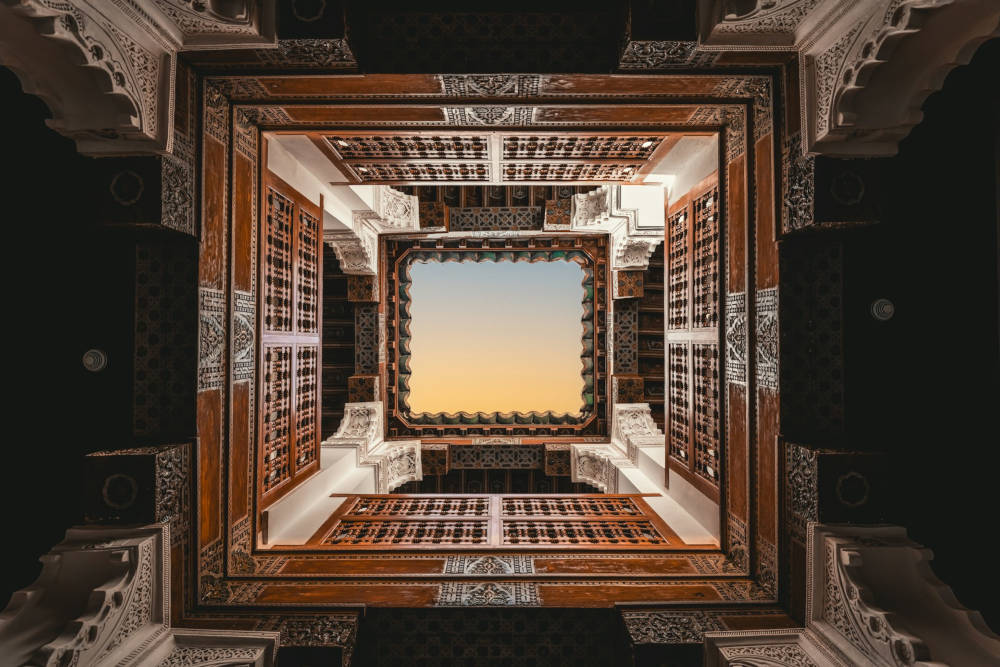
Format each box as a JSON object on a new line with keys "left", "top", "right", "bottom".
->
{"left": 666, "top": 173, "right": 721, "bottom": 501}
{"left": 259, "top": 171, "right": 323, "bottom": 507}
{"left": 307, "top": 495, "right": 678, "bottom": 549}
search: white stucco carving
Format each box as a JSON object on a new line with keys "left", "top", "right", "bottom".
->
{"left": 704, "top": 523, "right": 1000, "bottom": 665}
{"left": 612, "top": 403, "right": 665, "bottom": 464}
{"left": 375, "top": 440, "right": 423, "bottom": 492}
{"left": 0, "top": 1, "right": 276, "bottom": 155}
{"left": 0, "top": 524, "right": 278, "bottom": 666}
{"left": 570, "top": 185, "right": 665, "bottom": 271}
{"left": 699, "top": 0, "right": 1000, "bottom": 156}
{"left": 370, "top": 186, "right": 420, "bottom": 231}
{"left": 0, "top": 0, "right": 172, "bottom": 154}
{"left": 324, "top": 221, "right": 378, "bottom": 275}
{"left": 570, "top": 444, "right": 634, "bottom": 493}
{"left": 324, "top": 403, "right": 422, "bottom": 493}
{"left": 150, "top": 0, "right": 275, "bottom": 48}
{"left": 325, "top": 402, "right": 383, "bottom": 453}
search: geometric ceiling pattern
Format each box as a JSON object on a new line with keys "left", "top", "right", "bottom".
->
{"left": 318, "top": 132, "right": 681, "bottom": 184}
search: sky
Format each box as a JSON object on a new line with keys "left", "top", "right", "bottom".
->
{"left": 406, "top": 260, "right": 585, "bottom": 415}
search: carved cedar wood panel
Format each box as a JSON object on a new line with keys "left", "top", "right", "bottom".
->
{"left": 666, "top": 176, "right": 721, "bottom": 501}
{"left": 260, "top": 171, "right": 322, "bottom": 507}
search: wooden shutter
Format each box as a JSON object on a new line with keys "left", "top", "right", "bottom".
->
{"left": 259, "top": 171, "right": 323, "bottom": 507}
{"left": 665, "top": 173, "right": 721, "bottom": 501}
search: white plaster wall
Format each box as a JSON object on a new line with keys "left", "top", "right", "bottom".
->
{"left": 617, "top": 459, "right": 718, "bottom": 545}
{"left": 650, "top": 135, "right": 719, "bottom": 206}
{"left": 665, "top": 467, "right": 720, "bottom": 539}
{"left": 620, "top": 185, "right": 665, "bottom": 229}
{"left": 260, "top": 446, "right": 376, "bottom": 546}
{"left": 266, "top": 135, "right": 369, "bottom": 231}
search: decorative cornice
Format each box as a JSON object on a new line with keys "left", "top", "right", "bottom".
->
{"left": 611, "top": 403, "right": 664, "bottom": 465}
{"left": 706, "top": 523, "right": 1000, "bottom": 665}
{"left": 366, "top": 440, "right": 423, "bottom": 493}
{"left": 324, "top": 223, "right": 378, "bottom": 275}
{"left": 324, "top": 401, "right": 383, "bottom": 457}
{"left": 805, "top": 524, "right": 1000, "bottom": 665}
{"left": 369, "top": 186, "right": 420, "bottom": 232}
{"left": 389, "top": 242, "right": 600, "bottom": 430}
{"left": 810, "top": 0, "right": 1000, "bottom": 156}
{"left": 323, "top": 404, "right": 423, "bottom": 493}
{"left": 0, "top": 524, "right": 279, "bottom": 666}
{"left": 570, "top": 444, "right": 633, "bottom": 493}
{"left": 698, "top": 0, "right": 1000, "bottom": 156}
{"left": 1, "top": 0, "right": 171, "bottom": 154}
{"left": 570, "top": 185, "right": 664, "bottom": 271}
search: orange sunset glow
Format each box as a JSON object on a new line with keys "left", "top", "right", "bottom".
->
{"left": 406, "top": 260, "right": 586, "bottom": 415}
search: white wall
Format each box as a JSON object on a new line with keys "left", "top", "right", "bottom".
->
{"left": 648, "top": 135, "right": 719, "bottom": 206}
{"left": 266, "top": 135, "right": 355, "bottom": 230}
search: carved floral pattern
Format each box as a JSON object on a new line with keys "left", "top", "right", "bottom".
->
{"left": 437, "top": 582, "right": 540, "bottom": 607}
{"left": 324, "top": 226, "right": 377, "bottom": 275}
{"left": 782, "top": 133, "right": 816, "bottom": 233}
{"left": 717, "top": 643, "right": 819, "bottom": 666}
{"left": 372, "top": 186, "right": 419, "bottom": 230}
{"left": 618, "top": 40, "right": 701, "bottom": 69}
{"left": 443, "top": 555, "right": 535, "bottom": 575}
{"left": 198, "top": 287, "right": 225, "bottom": 390}
{"left": 442, "top": 75, "right": 541, "bottom": 97}
{"left": 756, "top": 287, "right": 779, "bottom": 390}
{"left": 726, "top": 291, "right": 748, "bottom": 386}
{"left": 612, "top": 403, "right": 664, "bottom": 464}
{"left": 624, "top": 610, "right": 725, "bottom": 643}
{"left": 156, "top": 645, "right": 263, "bottom": 666}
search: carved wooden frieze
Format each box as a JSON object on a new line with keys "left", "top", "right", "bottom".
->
{"left": 618, "top": 41, "right": 720, "bottom": 70}
{"left": 347, "top": 374, "right": 379, "bottom": 403}
{"left": 727, "top": 511, "right": 749, "bottom": 572}
{"left": 445, "top": 107, "right": 534, "bottom": 126}
{"left": 613, "top": 270, "right": 644, "bottom": 299}
{"left": 503, "top": 135, "right": 664, "bottom": 159}
{"left": 420, "top": 443, "right": 450, "bottom": 476}
{"left": 328, "top": 135, "right": 488, "bottom": 159}
{"left": 450, "top": 445, "right": 543, "bottom": 469}
{"left": 441, "top": 74, "right": 541, "bottom": 97}
{"left": 437, "top": 582, "right": 540, "bottom": 607}
{"left": 612, "top": 299, "right": 639, "bottom": 375}
{"left": 623, "top": 609, "right": 792, "bottom": 645}
{"left": 353, "top": 303, "right": 379, "bottom": 376}
{"left": 448, "top": 206, "right": 543, "bottom": 231}
{"left": 543, "top": 443, "right": 572, "bottom": 476}
{"left": 612, "top": 376, "right": 645, "bottom": 405}
{"left": 782, "top": 132, "right": 817, "bottom": 234}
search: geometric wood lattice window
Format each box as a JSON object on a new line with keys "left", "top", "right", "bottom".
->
{"left": 259, "top": 171, "right": 323, "bottom": 507}
{"left": 665, "top": 174, "right": 721, "bottom": 500}
{"left": 318, "top": 132, "right": 678, "bottom": 185}
{"left": 307, "top": 494, "right": 675, "bottom": 549}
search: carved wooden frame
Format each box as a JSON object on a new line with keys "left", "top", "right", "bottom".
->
{"left": 382, "top": 235, "right": 608, "bottom": 438}
{"left": 177, "top": 69, "right": 786, "bottom": 631}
